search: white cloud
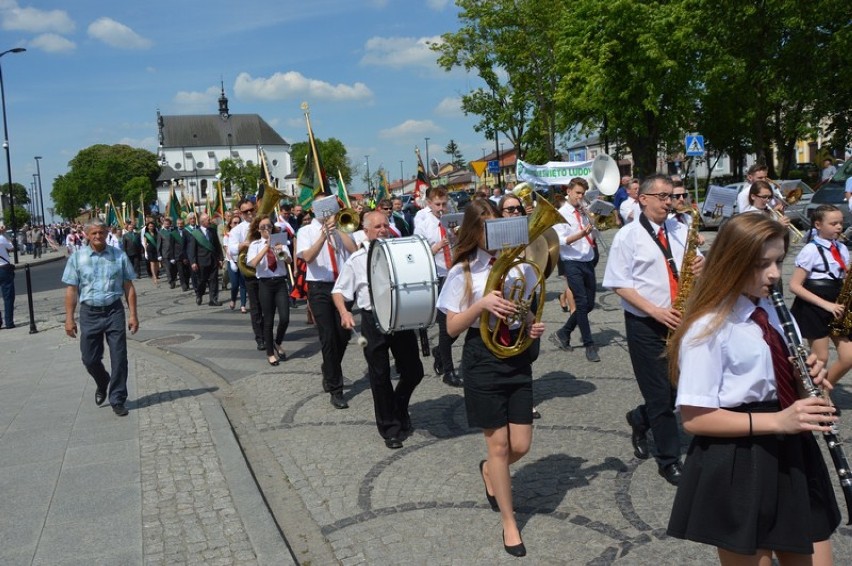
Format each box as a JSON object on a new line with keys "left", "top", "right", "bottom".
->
{"left": 434, "top": 97, "right": 462, "bottom": 117}
{"left": 0, "top": 1, "right": 74, "bottom": 34}
{"left": 426, "top": 0, "right": 451, "bottom": 10}
{"left": 234, "top": 71, "right": 372, "bottom": 102}
{"left": 360, "top": 36, "right": 443, "bottom": 69}
{"left": 29, "top": 33, "right": 75, "bottom": 53}
{"left": 173, "top": 86, "right": 220, "bottom": 112}
{"left": 378, "top": 119, "right": 441, "bottom": 139}
{"left": 87, "top": 17, "right": 152, "bottom": 49}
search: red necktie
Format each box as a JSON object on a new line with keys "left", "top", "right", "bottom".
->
{"left": 573, "top": 209, "right": 595, "bottom": 246}
{"left": 266, "top": 245, "right": 277, "bottom": 272}
{"left": 658, "top": 227, "right": 679, "bottom": 304}
{"left": 830, "top": 242, "right": 846, "bottom": 272}
{"left": 439, "top": 224, "right": 452, "bottom": 267}
{"left": 750, "top": 306, "right": 798, "bottom": 408}
{"left": 327, "top": 241, "right": 338, "bottom": 279}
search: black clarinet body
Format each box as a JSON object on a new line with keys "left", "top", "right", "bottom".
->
{"left": 770, "top": 286, "right": 852, "bottom": 524}
{"left": 419, "top": 328, "right": 430, "bottom": 357}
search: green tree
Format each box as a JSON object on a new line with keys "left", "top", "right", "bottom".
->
{"left": 218, "top": 157, "right": 261, "bottom": 197}
{"left": 444, "top": 139, "right": 465, "bottom": 169}
{"left": 290, "top": 138, "right": 352, "bottom": 187}
{"left": 0, "top": 182, "right": 31, "bottom": 206}
{"left": 3, "top": 205, "right": 30, "bottom": 229}
{"left": 50, "top": 144, "right": 159, "bottom": 216}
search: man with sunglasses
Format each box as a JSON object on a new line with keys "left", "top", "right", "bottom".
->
{"left": 603, "top": 174, "right": 704, "bottom": 486}
{"left": 228, "top": 198, "right": 265, "bottom": 350}
{"left": 551, "top": 178, "right": 600, "bottom": 362}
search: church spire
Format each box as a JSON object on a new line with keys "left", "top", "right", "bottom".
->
{"left": 218, "top": 80, "right": 230, "bottom": 119}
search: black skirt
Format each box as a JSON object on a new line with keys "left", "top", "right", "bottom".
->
{"left": 667, "top": 402, "right": 840, "bottom": 555}
{"left": 790, "top": 279, "right": 843, "bottom": 339}
{"left": 461, "top": 328, "right": 533, "bottom": 429}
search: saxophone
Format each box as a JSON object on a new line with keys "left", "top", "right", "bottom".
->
{"left": 829, "top": 265, "right": 852, "bottom": 337}
{"left": 672, "top": 207, "right": 701, "bottom": 315}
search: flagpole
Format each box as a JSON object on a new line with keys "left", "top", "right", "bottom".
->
{"left": 301, "top": 102, "right": 327, "bottom": 195}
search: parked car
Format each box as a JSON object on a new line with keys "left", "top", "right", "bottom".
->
{"left": 448, "top": 190, "right": 471, "bottom": 210}
{"left": 698, "top": 180, "right": 814, "bottom": 230}
{"left": 806, "top": 160, "right": 852, "bottom": 226}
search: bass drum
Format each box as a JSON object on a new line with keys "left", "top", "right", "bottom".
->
{"left": 368, "top": 235, "right": 438, "bottom": 334}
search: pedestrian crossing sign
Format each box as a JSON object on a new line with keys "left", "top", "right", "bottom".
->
{"left": 685, "top": 135, "right": 705, "bottom": 157}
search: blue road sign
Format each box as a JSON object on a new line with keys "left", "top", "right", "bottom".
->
{"left": 487, "top": 160, "right": 500, "bottom": 173}
{"left": 685, "top": 135, "right": 705, "bottom": 157}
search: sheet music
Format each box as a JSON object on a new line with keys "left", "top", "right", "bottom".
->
{"left": 702, "top": 185, "right": 738, "bottom": 219}
{"left": 485, "top": 217, "right": 528, "bottom": 251}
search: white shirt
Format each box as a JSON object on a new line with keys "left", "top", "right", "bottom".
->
{"left": 227, "top": 220, "right": 251, "bottom": 259}
{"left": 350, "top": 230, "right": 367, "bottom": 248}
{"left": 603, "top": 215, "right": 693, "bottom": 316}
{"left": 248, "top": 233, "right": 290, "bottom": 278}
{"left": 619, "top": 197, "right": 640, "bottom": 224}
{"left": 795, "top": 237, "right": 848, "bottom": 280}
{"left": 413, "top": 211, "right": 450, "bottom": 277}
{"left": 740, "top": 204, "right": 771, "bottom": 216}
{"left": 555, "top": 201, "right": 595, "bottom": 261}
{"left": 331, "top": 244, "right": 372, "bottom": 311}
{"left": 436, "top": 247, "right": 536, "bottom": 330}
{"left": 106, "top": 233, "right": 121, "bottom": 249}
{"left": 676, "top": 295, "right": 791, "bottom": 409}
{"left": 0, "top": 234, "right": 12, "bottom": 265}
{"left": 296, "top": 218, "right": 349, "bottom": 282}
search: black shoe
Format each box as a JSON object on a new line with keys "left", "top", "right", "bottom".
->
{"left": 585, "top": 345, "right": 601, "bottom": 362}
{"left": 195, "top": 296, "right": 202, "bottom": 305}
{"left": 256, "top": 340, "right": 266, "bottom": 351}
{"left": 95, "top": 388, "right": 107, "bottom": 406}
{"left": 181, "top": 286, "right": 189, "bottom": 292}
{"left": 169, "top": 282, "right": 176, "bottom": 289}
{"left": 549, "top": 330, "right": 571, "bottom": 351}
{"left": 208, "top": 300, "right": 222, "bottom": 306}
{"left": 330, "top": 392, "right": 349, "bottom": 409}
{"left": 479, "top": 460, "right": 500, "bottom": 512}
{"left": 442, "top": 370, "right": 462, "bottom": 388}
{"left": 112, "top": 404, "right": 129, "bottom": 417}
{"left": 431, "top": 346, "right": 443, "bottom": 375}
{"left": 658, "top": 462, "right": 683, "bottom": 486}
{"left": 503, "top": 531, "right": 526, "bottom": 558}
{"left": 532, "top": 407, "right": 542, "bottom": 420}
{"left": 384, "top": 437, "right": 403, "bottom": 449}
{"left": 626, "top": 411, "right": 650, "bottom": 460}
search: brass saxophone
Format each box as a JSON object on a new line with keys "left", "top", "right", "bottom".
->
{"left": 829, "top": 264, "right": 852, "bottom": 337}
{"left": 672, "top": 207, "right": 701, "bottom": 315}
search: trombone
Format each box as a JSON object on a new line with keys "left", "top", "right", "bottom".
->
{"left": 767, "top": 179, "right": 804, "bottom": 243}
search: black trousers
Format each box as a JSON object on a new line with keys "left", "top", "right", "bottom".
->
{"left": 79, "top": 301, "right": 128, "bottom": 406}
{"left": 258, "top": 276, "right": 290, "bottom": 356}
{"left": 164, "top": 260, "right": 177, "bottom": 286}
{"left": 127, "top": 253, "right": 143, "bottom": 278}
{"left": 196, "top": 263, "right": 219, "bottom": 303}
{"left": 245, "top": 276, "right": 264, "bottom": 343}
{"left": 176, "top": 260, "right": 191, "bottom": 291}
{"left": 435, "top": 276, "right": 459, "bottom": 373}
{"left": 308, "top": 281, "right": 350, "bottom": 394}
{"left": 361, "top": 310, "right": 424, "bottom": 439}
{"left": 624, "top": 312, "right": 680, "bottom": 468}
{"left": 560, "top": 259, "right": 596, "bottom": 347}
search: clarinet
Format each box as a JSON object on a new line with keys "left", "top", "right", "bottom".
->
{"left": 419, "top": 328, "right": 431, "bottom": 357}
{"left": 769, "top": 285, "right": 852, "bottom": 524}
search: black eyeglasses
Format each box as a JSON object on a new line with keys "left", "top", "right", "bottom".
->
{"left": 240, "top": 207, "right": 255, "bottom": 214}
{"left": 502, "top": 205, "right": 523, "bottom": 213}
{"left": 754, "top": 194, "right": 772, "bottom": 200}
{"left": 643, "top": 192, "right": 672, "bottom": 201}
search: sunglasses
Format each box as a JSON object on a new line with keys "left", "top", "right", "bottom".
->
{"left": 502, "top": 205, "right": 523, "bottom": 213}
{"left": 672, "top": 193, "right": 687, "bottom": 199}
{"left": 240, "top": 208, "right": 255, "bottom": 213}
{"left": 259, "top": 224, "right": 272, "bottom": 230}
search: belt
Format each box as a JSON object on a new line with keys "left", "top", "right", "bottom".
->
{"left": 260, "top": 275, "right": 288, "bottom": 281}
{"left": 0, "top": 263, "right": 11, "bottom": 270}
{"left": 308, "top": 280, "right": 335, "bottom": 287}
{"left": 81, "top": 299, "right": 122, "bottom": 312}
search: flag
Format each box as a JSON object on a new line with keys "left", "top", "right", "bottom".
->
{"left": 376, "top": 168, "right": 390, "bottom": 203}
{"left": 296, "top": 144, "right": 327, "bottom": 210}
{"left": 336, "top": 168, "right": 350, "bottom": 208}
{"left": 167, "top": 184, "right": 181, "bottom": 223}
{"left": 415, "top": 147, "right": 429, "bottom": 201}
{"left": 301, "top": 104, "right": 331, "bottom": 204}
{"left": 212, "top": 180, "right": 225, "bottom": 219}
{"left": 257, "top": 147, "right": 275, "bottom": 202}
{"left": 105, "top": 201, "right": 117, "bottom": 227}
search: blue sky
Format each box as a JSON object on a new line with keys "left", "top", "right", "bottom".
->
{"left": 0, "top": 0, "right": 495, "bottom": 221}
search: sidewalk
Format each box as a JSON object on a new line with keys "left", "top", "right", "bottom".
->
{"left": 0, "top": 324, "right": 294, "bottom": 565}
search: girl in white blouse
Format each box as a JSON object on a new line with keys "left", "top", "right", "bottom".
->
{"left": 248, "top": 216, "right": 292, "bottom": 366}
{"left": 790, "top": 204, "right": 852, "bottom": 385}
{"left": 666, "top": 213, "right": 839, "bottom": 565}
{"left": 436, "top": 199, "right": 544, "bottom": 558}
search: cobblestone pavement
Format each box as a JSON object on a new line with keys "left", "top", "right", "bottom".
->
{"left": 7, "top": 232, "right": 852, "bottom": 564}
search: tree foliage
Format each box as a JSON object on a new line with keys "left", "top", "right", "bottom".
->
{"left": 49, "top": 144, "right": 159, "bottom": 219}
{"left": 289, "top": 138, "right": 352, "bottom": 187}
{"left": 218, "top": 157, "right": 261, "bottom": 197}
{"left": 0, "top": 182, "right": 30, "bottom": 206}
{"left": 2, "top": 205, "right": 30, "bottom": 228}
{"left": 444, "top": 139, "right": 465, "bottom": 168}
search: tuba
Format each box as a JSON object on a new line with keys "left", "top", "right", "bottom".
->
{"left": 480, "top": 183, "right": 564, "bottom": 358}
{"left": 238, "top": 186, "right": 283, "bottom": 278}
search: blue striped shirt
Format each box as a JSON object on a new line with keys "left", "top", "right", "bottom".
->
{"left": 62, "top": 245, "right": 137, "bottom": 306}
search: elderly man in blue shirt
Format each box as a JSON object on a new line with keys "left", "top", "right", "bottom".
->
{"left": 63, "top": 220, "right": 139, "bottom": 416}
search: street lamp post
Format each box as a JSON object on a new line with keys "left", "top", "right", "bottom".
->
{"left": 0, "top": 46, "right": 26, "bottom": 263}
{"left": 31, "top": 174, "right": 37, "bottom": 222}
{"left": 34, "top": 156, "right": 45, "bottom": 230}
{"left": 365, "top": 155, "right": 371, "bottom": 194}
{"left": 399, "top": 160, "right": 404, "bottom": 194}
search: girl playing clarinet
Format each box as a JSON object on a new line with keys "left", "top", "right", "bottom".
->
{"left": 790, "top": 204, "right": 852, "bottom": 385}
{"left": 666, "top": 213, "right": 840, "bottom": 565}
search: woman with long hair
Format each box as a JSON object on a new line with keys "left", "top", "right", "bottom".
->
{"left": 666, "top": 213, "right": 839, "bottom": 565}
{"left": 248, "top": 215, "right": 292, "bottom": 366}
{"left": 436, "top": 198, "right": 545, "bottom": 557}
{"left": 142, "top": 220, "right": 160, "bottom": 286}
{"left": 223, "top": 215, "right": 247, "bottom": 312}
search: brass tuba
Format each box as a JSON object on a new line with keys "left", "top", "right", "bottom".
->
{"left": 238, "top": 186, "right": 284, "bottom": 278}
{"left": 480, "top": 183, "right": 564, "bottom": 358}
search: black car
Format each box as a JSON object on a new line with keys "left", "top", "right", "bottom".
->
{"left": 448, "top": 190, "right": 471, "bottom": 210}
{"left": 806, "top": 160, "right": 852, "bottom": 227}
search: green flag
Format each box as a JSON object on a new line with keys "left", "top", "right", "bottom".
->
{"left": 297, "top": 144, "right": 323, "bottom": 210}
{"left": 376, "top": 168, "right": 390, "bottom": 203}
{"left": 167, "top": 186, "right": 181, "bottom": 223}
